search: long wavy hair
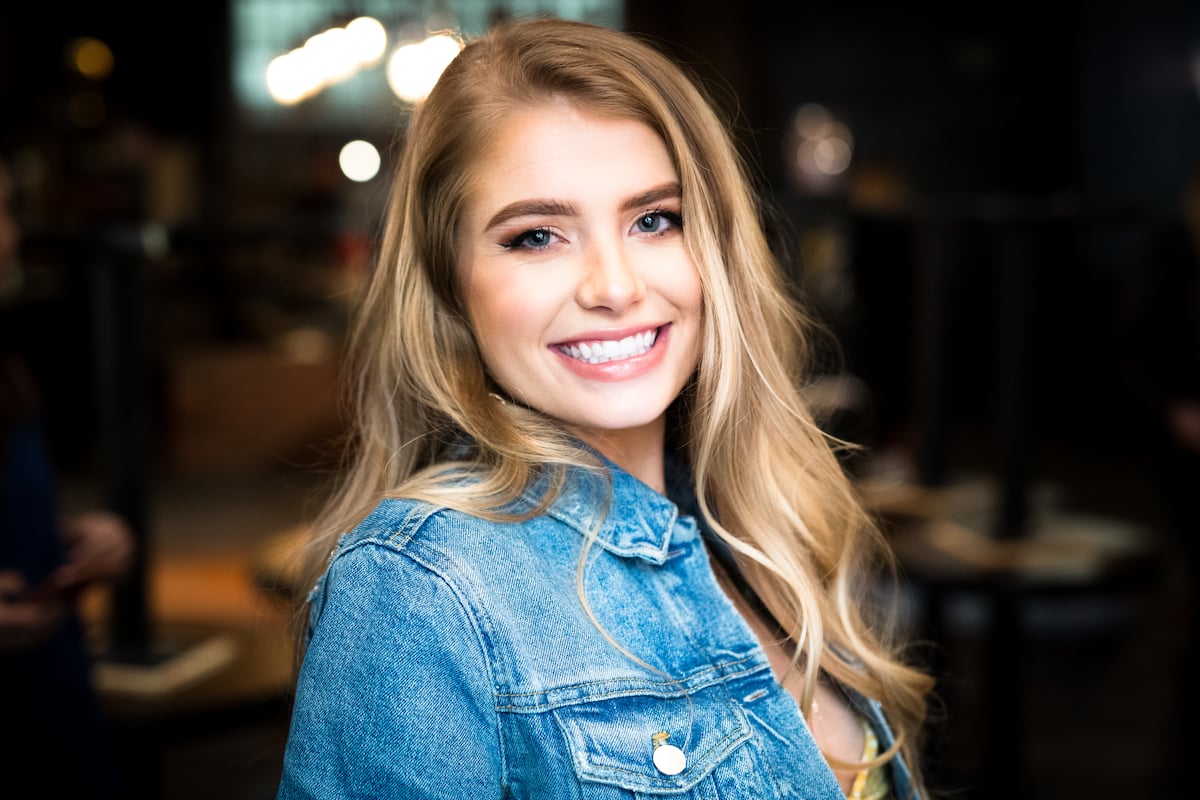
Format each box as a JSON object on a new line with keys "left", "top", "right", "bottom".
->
{"left": 298, "top": 15, "right": 932, "bottom": 788}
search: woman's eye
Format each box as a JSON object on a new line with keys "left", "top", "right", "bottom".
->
{"left": 633, "top": 211, "right": 682, "bottom": 235}
{"left": 504, "top": 228, "right": 556, "bottom": 250}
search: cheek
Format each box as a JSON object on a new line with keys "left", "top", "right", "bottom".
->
{"left": 461, "top": 270, "right": 544, "bottom": 385}
{"left": 465, "top": 272, "right": 528, "bottom": 340}
{"left": 672, "top": 259, "right": 705, "bottom": 365}
{"left": 669, "top": 256, "right": 704, "bottom": 318}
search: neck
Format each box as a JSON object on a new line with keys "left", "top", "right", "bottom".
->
{"left": 573, "top": 417, "right": 667, "bottom": 493}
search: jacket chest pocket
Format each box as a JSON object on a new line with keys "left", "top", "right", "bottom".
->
{"left": 552, "top": 691, "right": 770, "bottom": 799}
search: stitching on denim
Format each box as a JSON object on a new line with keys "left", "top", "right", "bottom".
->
{"left": 741, "top": 704, "right": 795, "bottom": 747}
{"left": 355, "top": 506, "right": 516, "bottom": 786}
{"left": 330, "top": 500, "right": 442, "bottom": 556}
{"left": 544, "top": 500, "right": 675, "bottom": 561}
{"left": 750, "top": 719, "right": 783, "bottom": 797}
{"left": 494, "top": 660, "right": 770, "bottom": 712}
{"left": 572, "top": 713, "right": 750, "bottom": 788}
{"left": 495, "top": 654, "right": 759, "bottom": 698}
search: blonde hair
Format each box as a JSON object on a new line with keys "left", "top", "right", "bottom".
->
{"left": 300, "top": 15, "right": 932, "bottom": 789}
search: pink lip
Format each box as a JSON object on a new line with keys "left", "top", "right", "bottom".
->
{"left": 552, "top": 323, "right": 663, "bottom": 348}
{"left": 551, "top": 323, "right": 671, "bottom": 382}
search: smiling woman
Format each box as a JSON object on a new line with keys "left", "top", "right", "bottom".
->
{"left": 456, "top": 102, "right": 702, "bottom": 476}
{"left": 276, "top": 16, "right": 933, "bottom": 800}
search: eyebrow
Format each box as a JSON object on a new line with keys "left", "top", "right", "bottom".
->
{"left": 621, "top": 182, "right": 682, "bottom": 213}
{"left": 483, "top": 181, "right": 682, "bottom": 232}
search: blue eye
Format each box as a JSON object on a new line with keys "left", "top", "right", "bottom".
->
{"left": 524, "top": 230, "right": 551, "bottom": 247}
{"left": 504, "top": 228, "right": 555, "bottom": 249}
{"left": 634, "top": 210, "right": 683, "bottom": 235}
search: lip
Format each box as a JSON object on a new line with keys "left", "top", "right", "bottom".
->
{"left": 551, "top": 323, "right": 671, "bottom": 381}
{"left": 552, "top": 323, "right": 663, "bottom": 348}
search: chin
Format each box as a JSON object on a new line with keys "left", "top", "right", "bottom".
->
{"left": 571, "top": 402, "right": 672, "bottom": 436}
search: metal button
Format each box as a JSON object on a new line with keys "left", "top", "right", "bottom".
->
{"left": 653, "top": 743, "right": 687, "bottom": 775}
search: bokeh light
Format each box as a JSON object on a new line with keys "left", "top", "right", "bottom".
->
{"left": 265, "top": 16, "right": 389, "bottom": 105}
{"left": 339, "top": 140, "right": 381, "bottom": 182}
{"left": 346, "top": 16, "right": 388, "bottom": 66}
{"left": 266, "top": 51, "right": 317, "bottom": 105}
{"left": 303, "top": 27, "right": 358, "bottom": 85}
{"left": 386, "top": 33, "right": 462, "bottom": 104}
{"left": 786, "top": 102, "right": 855, "bottom": 189}
{"left": 69, "top": 37, "right": 114, "bottom": 80}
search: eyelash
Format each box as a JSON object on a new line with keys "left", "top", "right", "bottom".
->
{"left": 502, "top": 228, "right": 556, "bottom": 250}
{"left": 639, "top": 208, "right": 684, "bottom": 234}
{"left": 500, "top": 208, "right": 684, "bottom": 251}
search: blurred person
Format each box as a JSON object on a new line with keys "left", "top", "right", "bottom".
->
{"left": 277, "top": 18, "right": 933, "bottom": 800}
{"left": 1, "top": 153, "right": 135, "bottom": 797}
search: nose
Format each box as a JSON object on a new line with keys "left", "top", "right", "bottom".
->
{"left": 575, "top": 238, "right": 646, "bottom": 311}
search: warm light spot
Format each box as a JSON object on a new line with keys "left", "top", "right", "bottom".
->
{"left": 265, "top": 16, "right": 392, "bottom": 105}
{"left": 795, "top": 139, "right": 818, "bottom": 171}
{"left": 793, "top": 103, "right": 832, "bottom": 139}
{"left": 339, "top": 139, "right": 381, "bottom": 182}
{"left": 266, "top": 52, "right": 314, "bottom": 104}
{"left": 346, "top": 17, "right": 388, "bottom": 66}
{"left": 814, "top": 137, "right": 852, "bottom": 175}
{"left": 786, "top": 103, "right": 854, "bottom": 186}
{"left": 304, "top": 27, "right": 358, "bottom": 85}
{"left": 387, "top": 33, "right": 462, "bottom": 103}
{"left": 70, "top": 37, "right": 114, "bottom": 79}
{"left": 814, "top": 122, "right": 854, "bottom": 175}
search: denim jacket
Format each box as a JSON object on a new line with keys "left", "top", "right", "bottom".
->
{"left": 277, "top": 457, "right": 918, "bottom": 799}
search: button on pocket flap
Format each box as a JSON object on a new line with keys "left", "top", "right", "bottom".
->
{"left": 554, "top": 693, "right": 753, "bottom": 793}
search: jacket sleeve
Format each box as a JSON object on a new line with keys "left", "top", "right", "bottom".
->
{"left": 276, "top": 538, "right": 506, "bottom": 799}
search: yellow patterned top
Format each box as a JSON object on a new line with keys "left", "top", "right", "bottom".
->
{"left": 848, "top": 717, "right": 891, "bottom": 800}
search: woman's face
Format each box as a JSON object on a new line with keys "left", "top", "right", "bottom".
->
{"left": 456, "top": 101, "right": 703, "bottom": 459}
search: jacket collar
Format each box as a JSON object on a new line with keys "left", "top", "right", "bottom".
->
{"left": 514, "top": 448, "right": 689, "bottom": 565}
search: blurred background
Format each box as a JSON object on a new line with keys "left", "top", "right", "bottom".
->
{"left": 2, "top": 1, "right": 1199, "bottom": 798}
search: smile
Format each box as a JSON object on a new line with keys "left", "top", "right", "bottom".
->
{"left": 556, "top": 328, "right": 659, "bottom": 364}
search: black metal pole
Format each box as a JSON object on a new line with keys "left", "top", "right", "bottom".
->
{"left": 992, "top": 220, "right": 1036, "bottom": 541}
{"left": 914, "top": 212, "right": 957, "bottom": 488}
{"left": 90, "top": 230, "right": 152, "bottom": 659}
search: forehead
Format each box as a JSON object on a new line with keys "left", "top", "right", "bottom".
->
{"left": 465, "top": 102, "right": 678, "bottom": 209}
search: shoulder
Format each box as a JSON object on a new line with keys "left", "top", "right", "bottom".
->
{"left": 334, "top": 496, "right": 461, "bottom": 555}
{"left": 283, "top": 498, "right": 511, "bottom": 796}
{"left": 319, "top": 497, "right": 492, "bottom": 598}
{"left": 329, "top": 493, "right": 567, "bottom": 567}
{"left": 311, "top": 494, "right": 577, "bottom": 619}
{"left": 304, "top": 498, "right": 504, "bottom": 672}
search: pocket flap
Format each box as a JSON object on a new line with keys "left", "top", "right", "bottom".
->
{"left": 554, "top": 692, "right": 754, "bottom": 793}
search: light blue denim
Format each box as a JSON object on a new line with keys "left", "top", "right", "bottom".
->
{"left": 277, "top": 456, "right": 919, "bottom": 799}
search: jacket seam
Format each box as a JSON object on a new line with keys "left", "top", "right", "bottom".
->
{"left": 495, "top": 661, "right": 770, "bottom": 713}
{"left": 341, "top": 509, "right": 512, "bottom": 792}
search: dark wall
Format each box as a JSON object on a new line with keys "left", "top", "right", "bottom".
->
{"left": 628, "top": 1, "right": 1200, "bottom": 465}
{"left": 628, "top": 2, "right": 1082, "bottom": 196}
{"left": 0, "top": 2, "right": 230, "bottom": 144}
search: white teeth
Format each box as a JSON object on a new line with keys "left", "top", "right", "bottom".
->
{"left": 559, "top": 328, "right": 658, "bottom": 364}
